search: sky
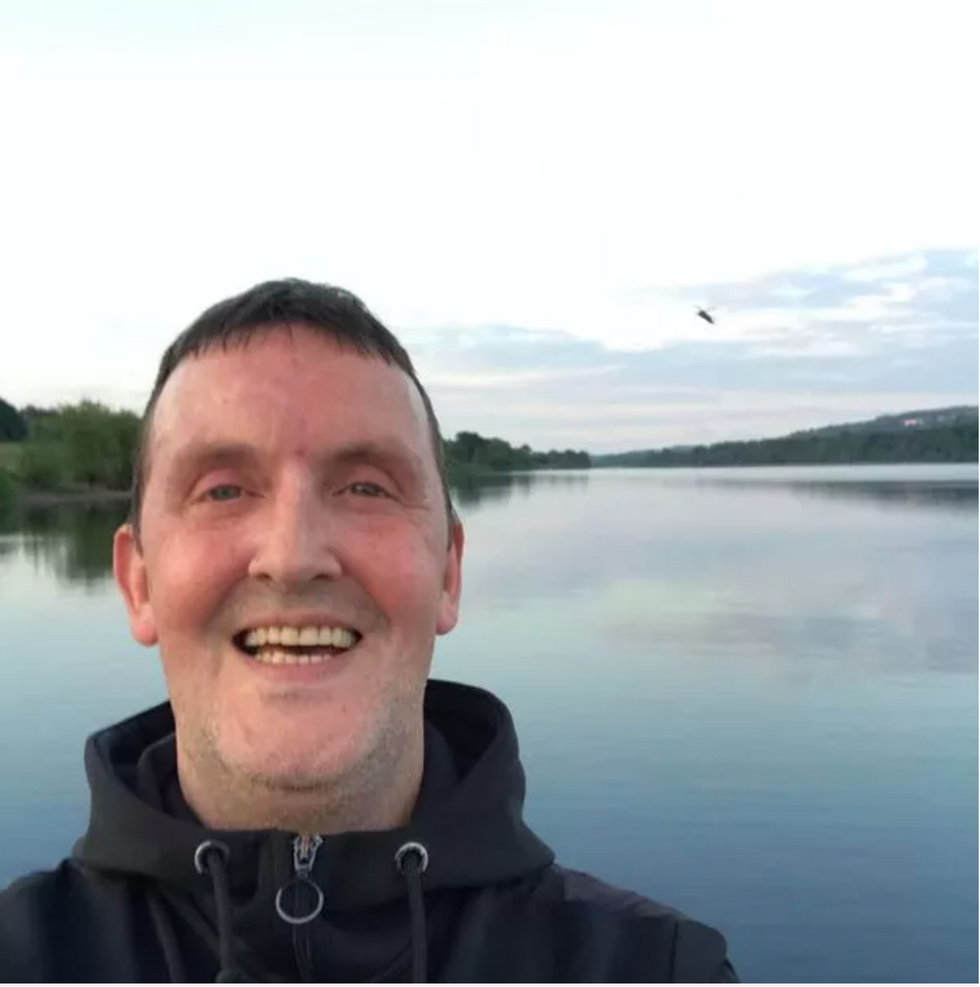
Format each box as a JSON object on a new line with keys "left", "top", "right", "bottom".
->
{"left": 0, "top": 0, "right": 976, "bottom": 453}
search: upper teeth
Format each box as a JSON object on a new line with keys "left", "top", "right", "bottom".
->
{"left": 242, "top": 626, "right": 358, "bottom": 649}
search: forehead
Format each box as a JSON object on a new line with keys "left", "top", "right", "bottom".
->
{"left": 148, "top": 327, "right": 433, "bottom": 469}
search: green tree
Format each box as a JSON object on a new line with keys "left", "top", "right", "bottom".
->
{"left": 0, "top": 467, "right": 19, "bottom": 519}
{"left": 0, "top": 397, "right": 27, "bottom": 441}
{"left": 19, "top": 442, "right": 71, "bottom": 489}
{"left": 28, "top": 401, "right": 139, "bottom": 490}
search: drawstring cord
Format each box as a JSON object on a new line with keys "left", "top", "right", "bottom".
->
{"left": 394, "top": 842, "right": 430, "bottom": 984}
{"left": 188, "top": 838, "right": 431, "bottom": 983}
{"left": 194, "top": 840, "right": 244, "bottom": 983}
{"left": 147, "top": 887, "right": 189, "bottom": 982}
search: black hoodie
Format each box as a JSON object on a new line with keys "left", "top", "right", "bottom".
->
{"left": 0, "top": 679, "right": 737, "bottom": 982}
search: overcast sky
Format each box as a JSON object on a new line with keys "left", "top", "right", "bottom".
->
{"left": 1, "top": 0, "right": 976, "bottom": 452}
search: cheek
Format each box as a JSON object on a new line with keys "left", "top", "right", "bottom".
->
{"left": 147, "top": 530, "right": 246, "bottom": 633}
{"left": 357, "top": 532, "right": 448, "bottom": 626}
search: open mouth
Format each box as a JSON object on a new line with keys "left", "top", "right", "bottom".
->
{"left": 232, "top": 625, "right": 362, "bottom": 666}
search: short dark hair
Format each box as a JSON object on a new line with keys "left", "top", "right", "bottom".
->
{"left": 129, "top": 278, "right": 454, "bottom": 539}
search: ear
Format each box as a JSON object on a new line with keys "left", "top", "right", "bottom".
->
{"left": 436, "top": 518, "right": 464, "bottom": 636}
{"left": 113, "top": 523, "right": 159, "bottom": 647}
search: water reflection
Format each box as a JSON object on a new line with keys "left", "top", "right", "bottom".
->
{"left": 790, "top": 479, "right": 977, "bottom": 511}
{"left": 450, "top": 469, "right": 589, "bottom": 509}
{"left": 0, "top": 473, "right": 594, "bottom": 586}
{"left": 701, "top": 477, "right": 978, "bottom": 513}
{"left": 2, "top": 467, "right": 973, "bottom": 589}
{"left": 3, "top": 502, "right": 127, "bottom": 587}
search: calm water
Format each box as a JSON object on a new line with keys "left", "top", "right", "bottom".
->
{"left": 1, "top": 464, "right": 977, "bottom": 983}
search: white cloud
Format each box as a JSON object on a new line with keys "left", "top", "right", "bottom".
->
{"left": 420, "top": 365, "right": 621, "bottom": 390}
{"left": 746, "top": 339, "right": 863, "bottom": 360}
{"left": 845, "top": 256, "right": 929, "bottom": 283}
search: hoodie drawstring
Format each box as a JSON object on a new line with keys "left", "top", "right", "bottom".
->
{"left": 188, "top": 839, "right": 429, "bottom": 983}
{"left": 148, "top": 887, "right": 189, "bottom": 982}
{"left": 394, "top": 842, "right": 430, "bottom": 984}
{"left": 194, "top": 840, "right": 244, "bottom": 983}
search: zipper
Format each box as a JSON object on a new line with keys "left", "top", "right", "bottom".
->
{"left": 293, "top": 833, "right": 323, "bottom": 882}
{"left": 273, "top": 833, "right": 324, "bottom": 981}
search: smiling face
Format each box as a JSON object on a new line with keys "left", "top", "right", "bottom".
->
{"left": 113, "top": 326, "right": 463, "bottom": 828}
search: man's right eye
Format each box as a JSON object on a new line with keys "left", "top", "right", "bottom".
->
{"left": 203, "top": 484, "right": 244, "bottom": 502}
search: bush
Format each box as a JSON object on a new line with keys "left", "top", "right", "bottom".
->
{"left": 0, "top": 397, "right": 27, "bottom": 442}
{"left": 19, "top": 442, "right": 71, "bottom": 490}
{"left": 0, "top": 467, "right": 20, "bottom": 513}
{"left": 26, "top": 401, "right": 139, "bottom": 490}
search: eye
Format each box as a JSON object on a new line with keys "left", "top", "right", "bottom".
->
{"left": 203, "top": 483, "right": 244, "bottom": 502}
{"left": 345, "top": 481, "right": 390, "bottom": 498}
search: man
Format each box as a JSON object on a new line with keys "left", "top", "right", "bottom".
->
{"left": 0, "top": 279, "right": 737, "bottom": 982}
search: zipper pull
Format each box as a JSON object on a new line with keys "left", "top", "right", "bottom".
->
{"left": 293, "top": 833, "right": 323, "bottom": 879}
{"left": 275, "top": 833, "right": 325, "bottom": 925}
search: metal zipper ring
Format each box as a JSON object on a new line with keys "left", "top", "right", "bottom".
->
{"left": 274, "top": 875, "right": 325, "bottom": 925}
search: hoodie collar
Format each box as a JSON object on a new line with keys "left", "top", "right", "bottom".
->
{"left": 73, "top": 679, "right": 554, "bottom": 906}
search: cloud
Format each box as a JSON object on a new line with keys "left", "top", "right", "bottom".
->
{"left": 844, "top": 256, "right": 929, "bottom": 283}
{"left": 417, "top": 249, "right": 978, "bottom": 451}
{"left": 4, "top": 243, "right": 975, "bottom": 453}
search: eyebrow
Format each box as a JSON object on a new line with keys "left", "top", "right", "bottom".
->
{"left": 164, "top": 437, "right": 426, "bottom": 487}
{"left": 330, "top": 439, "right": 426, "bottom": 479}
{"left": 166, "top": 441, "right": 262, "bottom": 485}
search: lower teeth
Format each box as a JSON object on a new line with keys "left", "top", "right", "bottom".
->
{"left": 250, "top": 648, "right": 336, "bottom": 666}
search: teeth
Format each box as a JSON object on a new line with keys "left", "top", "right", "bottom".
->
{"left": 240, "top": 624, "right": 359, "bottom": 652}
{"left": 251, "top": 648, "right": 335, "bottom": 666}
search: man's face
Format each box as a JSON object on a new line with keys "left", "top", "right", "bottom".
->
{"left": 114, "top": 327, "right": 463, "bottom": 792}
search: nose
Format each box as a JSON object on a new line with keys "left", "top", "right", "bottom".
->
{"left": 247, "top": 478, "right": 343, "bottom": 587}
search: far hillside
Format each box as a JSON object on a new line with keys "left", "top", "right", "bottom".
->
{"left": 594, "top": 406, "right": 978, "bottom": 468}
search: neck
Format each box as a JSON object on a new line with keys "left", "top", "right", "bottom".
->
{"left": 175, "top": 723, "right": 425, "bottom": 834}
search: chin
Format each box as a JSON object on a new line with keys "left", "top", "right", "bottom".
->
{"left": 223, "top": 719, "right": 371, "bottom": 790}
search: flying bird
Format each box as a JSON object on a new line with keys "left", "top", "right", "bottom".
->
{"left": 695, "top": 306, "right": 715, "bottom": 325}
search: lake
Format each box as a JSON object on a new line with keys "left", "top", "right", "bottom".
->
{"left": 1, "top": 464, "right": 976, "bottom": 983}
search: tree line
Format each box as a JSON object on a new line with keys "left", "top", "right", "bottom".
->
{"left": 595, "top": 421, "right": 978, "bottom": 468}
{"left": 444, "top": 431, "right": 591, "bottom": 473}
{"left": 0, "top": 400, "right": 140, "bottom": 497}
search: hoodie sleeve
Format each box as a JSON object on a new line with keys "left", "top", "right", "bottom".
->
{"left": 0, "top": 869, "right": 63, "bottom": 981}
{"left": 0, "top": 860, "right": 177, "bottom": 982}
{"left": 671, "top": 915, "right": 740, "bottom": 983}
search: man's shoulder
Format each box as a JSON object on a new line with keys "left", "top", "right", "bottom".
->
{"left": 0, "top": 859, "right": 155, "bottom": 980}
{"left": 509, "top": 863, "right": 737, "bottom": 982}
{"left": 0, "top": 861, "right": 78, "bottom": 978}
{"left": 529, "top": 863, "right": 714, "bottom": 921}
{"left": 1, "top": 859, "right": 79, "bottom": 915}
{"left": 537, "top": 863, "right": 687, "bottom": 915}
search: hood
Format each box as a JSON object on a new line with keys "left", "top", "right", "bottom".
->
{"left": 72, "top": 679, "right": 554, "bottom": 982}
